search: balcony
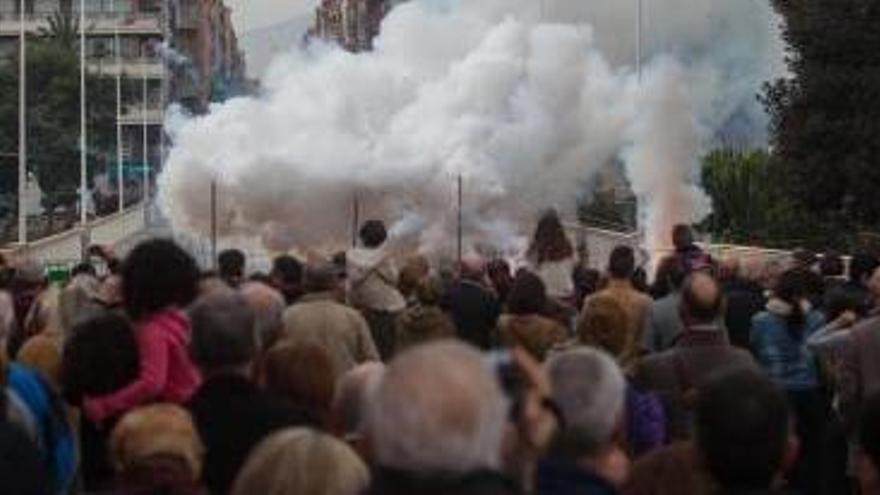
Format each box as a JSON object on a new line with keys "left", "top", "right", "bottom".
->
{"left": 118, "top": 104, "right": 163, "bottom": 126}
{"left": 88, "top": 57, "right": 164, "bottom": 79}
{"left": 0, "top": 11, "right": 162, "bottom": 36}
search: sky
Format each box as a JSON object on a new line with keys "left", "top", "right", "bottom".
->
{"left": 227, "top": 0, "right": 316, "bottom": 33}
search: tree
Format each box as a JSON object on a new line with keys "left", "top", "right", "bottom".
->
{"left": 0, "top": 11, "right": 116, "bottom": 233}
{"left": 701, "top": 148, "right": 862, "bottom": 251}
{"left": 764, "top": 0, "right": 880, "bottom": 229}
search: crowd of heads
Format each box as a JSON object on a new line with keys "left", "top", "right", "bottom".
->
{"left": 0, "top": 220, "right": 880, "bottom": 495}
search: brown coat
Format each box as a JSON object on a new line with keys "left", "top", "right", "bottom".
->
{"left": 395, "top": 304, "right": 456, "bottom": 352}
{"left": 281, "top": 292, "right": 380, "bottom": 378}
{"left": 497, "top": 314, "right": 568, "bottom": 362}
{"left": 839, "top": 314, "right": 880, "bottom": 432}
{"left": 582, "top": 279, "right": 652, "bottom": 361}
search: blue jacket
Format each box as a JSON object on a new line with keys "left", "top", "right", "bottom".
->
{"left": 7, "top": 363, "right": 77, "bottom": 495}
{"left": 750, "top": 304, "right": 824, "bottom": 390}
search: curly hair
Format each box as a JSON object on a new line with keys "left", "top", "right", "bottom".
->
{"left": 527, "top": 210, "right": 574, "bottom": 265}
{"left": 122, "top": 239, "right": 199, "bottom": 321}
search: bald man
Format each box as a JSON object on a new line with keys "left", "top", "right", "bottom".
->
{"left": 635, "top": 272, "right": 757, "bottom": 441}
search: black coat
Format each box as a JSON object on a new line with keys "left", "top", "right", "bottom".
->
{"left": 187, "top": 374, "right": 317, "bottom": 495}
{"left": 366, "top": 467, "right": 522, "bottom": 495}
{"left": 443, "top": 280, "right": 501, "bottom": 350}
{"left": 721, "top": 278, "right": 766, "bottom": 350}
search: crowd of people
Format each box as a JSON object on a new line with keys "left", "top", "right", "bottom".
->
{"left": 1, "top": 209, "right": 880, "bottom": 495}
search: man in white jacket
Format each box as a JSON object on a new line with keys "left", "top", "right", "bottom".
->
{"left": 347, "top": 220, "right": 406, "bottom": 360}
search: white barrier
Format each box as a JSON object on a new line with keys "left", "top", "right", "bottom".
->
{"left": 1, "top": 203, "right": 149, "bottom": 265}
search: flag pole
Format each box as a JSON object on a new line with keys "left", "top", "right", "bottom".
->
{"left": 114, "top": 0, "right": 124, "bottom": 212}
{"left": 18, "top": 0, "right": 27, "bottom": 246}
{"left": 80, "top": 0, "right": 90, "bottom": 258}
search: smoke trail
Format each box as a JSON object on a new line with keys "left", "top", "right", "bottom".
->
{"left": 158, "top": 0, "right": 781, "bottom": 253}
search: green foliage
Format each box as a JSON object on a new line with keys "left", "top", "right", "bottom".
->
{"left": 764, "top": 0, "right": 880, "bottom": 227}
{"left": 700, "top": 149, "right": 862, "bottom": 251}
{"left": 0, "top": 11, "right": 117, "bottom": 217}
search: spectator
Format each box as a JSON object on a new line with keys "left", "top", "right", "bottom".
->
{"left": 696, "top": 370, "right": 796, "bottom": 494}
{"left": 538, "top": 348, "right": 629, "bottom": 494}
{"left": 581, "top": 246, "right": 651, "bottom": 362}
{"left": 0, "top": 421, "right": 52, "bottom": 495}
{"left": 527, "top": 210, "right": 577, "bottom": 303}
{"left": 671, "top": 225, "right": 712, "bottom": 275}
{"left": 750, "top": 269, "right": 827, "bottom": 494}
{"left": 488, "top": 258, "right": 516, "bottom": 307}
{"left": 364, "top": 341, "right": 519, "bottom": 495}
{"left": 4, "top": 359, "right": 77, "bottom": 494}
{"left": 497, "top": 271, "right": 567, "bottom": 362}
{"left": 187, "top": 291, "right": 315, "bottom": 495}
{"left": 857, "top": 394, "right": 880, "bottom": 495}
{"left": 347, "top": 220, "right": 407, "bottom": 360}
{"left": 718, "top": 256, "right": 767, "bottom": 350}
{"left": 271, "top": 255, "right": 305, "bottom": 306}
{"left": 635, "top": 272, "right": 756, "bottom": 441}
{"left": 217, "top": 249, "right": 246, "bottom": 289}
{"left": 333, "top": 362, "right": 384, "bottom": 445}
{"left": 642, "top": 257, "right": 686, "bottom": 353}
{"left": 232, "top": 428, "right": 370, "bottom": 495}
{"left": 61, "top": 311, "right": 139, "bottom": 490}
{"left": 281, "top": 262, "right": 379, "bottom": 376}
{"left": 576, "top": 296, "right": 630, "bottom": 364}
{"left": 240, "top": 281, "right": 286, "bottom": 352}
{"left": 444, "top": 254, "right": 501, "bottom": 350}
{"left": 7, "top": 259, "right": 47, "bottom": 359}
{"left": 395, "top": 276, "right": 456, "bottom": 352}
{"left": 261, "top": 341, "right": 336, "bottom": 429}
{"left": 83, "top": 239, "right": 202, "bottom": 424}
{"left": 397, "top": 255, "right": 430, "bottom": 304}
{"left": 839, "top": 266, "right": 880, "bottom": 469}
{"left": 819, "top": 250, "right": 847, "bottom": 293}
{"left": 109, "top": 404, "right": 204, "bottom": 494}
{"left": 572, "top": 263, "right": 601, "bottom": 310}
{"left": 832, "top": 252, "right": 880, "bottom": 317}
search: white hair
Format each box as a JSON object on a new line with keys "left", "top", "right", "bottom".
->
{"left": 240, "top": 282, "right": 286, "bottom": 351}
{"left": 334, "top": 362, "right": 385, "bottom": 436}
{"left": 364, "top": 341, "right": 508, "bottom": 473}
{"left": 546, "top": 347, "right": 626, "bottom": 455}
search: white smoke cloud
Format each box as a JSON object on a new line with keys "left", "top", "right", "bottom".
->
{"left": 158, "top": 0, "right": 782, "bottom": 254}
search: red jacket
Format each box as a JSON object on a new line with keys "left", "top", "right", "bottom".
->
{"left": 85, "top": 308, "right": 201, "bottom": 423}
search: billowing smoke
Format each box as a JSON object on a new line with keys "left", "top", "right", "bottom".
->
{"left": 159, "top": 0, "right": 782, "bottom": 255}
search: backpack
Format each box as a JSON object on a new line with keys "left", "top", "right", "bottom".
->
{"left": 625, "top": 381, "right": 666, "bottom": 456}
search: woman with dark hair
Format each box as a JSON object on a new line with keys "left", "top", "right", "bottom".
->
{"left": 526, "top": 210, "right": 576, "bottom": 304}
{"left": 487, "top": 259, "right": 514, "bottom": 305}
{"left": 750, "top": 268, "right": 828, "bottom": 494}
{"left": 62, "top": 311, "right": 140, "bottom": 489}
{"left": 496, "top": 271, "right": 567, "bottom": 361}
{"left": 81, "top": 239, "right": 202, "bottom": 426}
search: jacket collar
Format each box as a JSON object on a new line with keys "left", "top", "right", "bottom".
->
{"left": 766, "top": 297, "right": 811, "bottom": 317}
{"left": 677, "top": 326, "right": 727, "bottom": 348}
{"left": 536, "top": 459, "right": 617, "bottom": 495}
{"left": 298, "top": 291, "right": 339, "bottom": 304}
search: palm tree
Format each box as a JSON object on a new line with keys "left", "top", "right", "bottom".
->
{"left": 38, "top": 9, "right": 79, "bottom": 49}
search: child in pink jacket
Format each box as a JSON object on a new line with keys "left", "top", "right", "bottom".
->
{"left": 83, "top": 239, "right": 203, "bottom": 423}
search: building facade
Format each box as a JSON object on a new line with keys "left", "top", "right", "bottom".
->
{"left": 0, "top": 0, "right": 245, "bottom": 189}
{"left": 308, "top": 0, "right": 398, "bottom": 52}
